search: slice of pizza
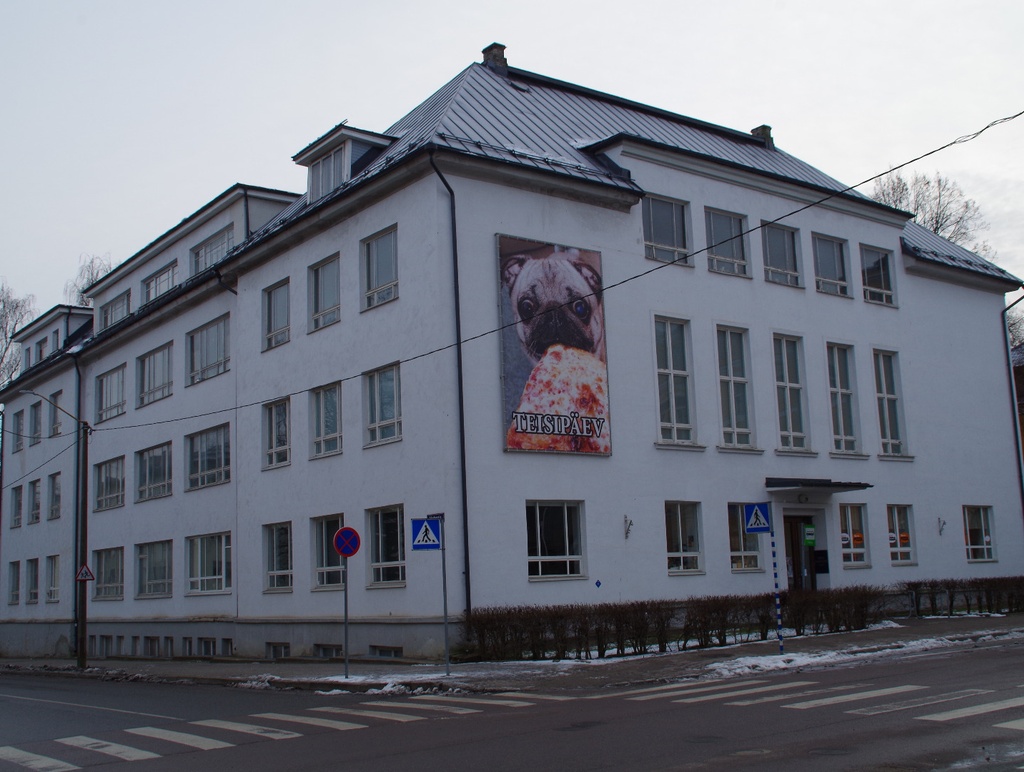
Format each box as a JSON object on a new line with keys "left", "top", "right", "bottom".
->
{"left": 506, "top": 344, "right": 611, "bottom": 454}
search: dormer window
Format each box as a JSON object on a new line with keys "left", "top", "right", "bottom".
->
{"left": 294, "top": 125, "right": 391, "bottom": 203}
{"left": 309, "top": 146, "right": 349, "bottom": 201}
{"left": 191, "top": 227, "right": 234, "bottom": 275}
{"left": 99, "top": 290, "right": 131, "bottom": 330}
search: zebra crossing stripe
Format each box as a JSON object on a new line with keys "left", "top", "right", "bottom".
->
{"left": 496, "top": 692, "right": 577, "bottom": 701}
{"left": 917, "top": 696, "right": 1024, "bottom": 722}
{"left": 784, "top": 685, "right": 926, "bottom": 709}
{"left": 675, "top": 681, "right": 819, "bottom": 704}
{"left": 190, "top": 719, "right": 301, "bottom": 740}
{"left": 848, "top": 689, "right": 994, "bottom": 716}
{"left": 730, "top": 684, "right": 867, "bottom": 706}
{"left": 409, "top": 695, "right": 534, "bottom": 708}
{"left": 0, "top": 746, "right": 79, "bottom": 771}
{"left": 588, "top": 679, "right": 766, "bottom": 700}
{"left": 994, "top": 718, "right": 1024, "bottom": 732}
{"left": 251, "top": 713, "right": 366, "bottom": 731}
{"left": 55, "top": 736, "right": 160, "bottom": 762}
{"left": 312, "top": 707, "right": 426, "bottom": 722}
{"left": 125, "top": 726, "right": 235, "bottom": 750}
{"left": 361, "top": 700, "right": 480, "bottom": 715}
{"left": 629, "top": 680, "right": 771, "bottom": 702}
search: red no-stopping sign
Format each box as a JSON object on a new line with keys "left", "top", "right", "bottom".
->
{"left": 333, "top": 527, "right": 360, "bottom": 557}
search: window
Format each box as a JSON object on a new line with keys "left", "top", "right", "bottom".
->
{"left": 48, "top": 391, "right": 63, "bottom": 436}
{"left": 705, "top": 210, "right": 746, "bottom": 275}
{"left": 96, "top": 365, "right": 126, "bottom": 422}
{"left": 52, "top": 330, "right": 60, "bottom": 352}
{"left": 827, "top": 343, "right": 857, "bottom": 452}
{"left": 873, "top": 350, "right": 905, "bottom": 455}
{"left": 47, "top": 473, "right": 61, "bottom": 519}
{"left": 138, "top": 343, "right": 172, "bottom": 406}
{"left": 366, "top": 364, "right": 401, "bottom": 444}
{"left": 10, "top": 486, "right": 22, "bottom": 528}
{"left": 187, "top": 316, "right": 229, "bottom": 384}
{"left": 642, "top": 197, "right": 688, "bottom": 264}
{"left": 94, "top": 547, "right": 124, "bottom": 599}
{"left": 314, "top": 514, "right": 345, "bottom": 587}
{"left": 36, "top": 337, "right": 47, "bottom": 362}
{"left": 655, "top": 318, "right": 693, "bottom": 443}
{"left": 187, "top": 424, "right": 231, "bottom": 489}
{"left": 312, "top": 383, "right": 342, "bottom": 457}
{"left": 191, "top": 227, "right": 233, "bottom": 275}
{"left": 717, "top": 327, "right": 751, "bottom": 447}
{"left": 963, "top": 506, "right": 995, "bottom": 561}
{"left": 8, "top": 562, "right": 19, "bottom": 604}
{"left": 137, "top": 443, "right": 172, "bottom": 501}
{"left": 263, "top": 522, "right": 292, "bottom": 591}
{"left": 774, "top": 335, "right": 806, "bottom": 449}
{"left": 45, "top": 555, "right": 59, "bottom": 602}
{"left": 861, "top": 246, "right": 894, "bottom": 305}
{"left": 12, "top": 410, "right": 24, "bottom": 452}
{"left": 369, "top": 506, "right": 406, "bottom": 583}
{"left": 99, "top": 291, "right": 131, "bottom": 329}
{"left": 526, "top": 501, "right": 583, "bottom": 578}
{"left": 95, "top": 457, "right": 125, "bottom": 511}
{"left": 29, "top": 401, "right": 42, "bottom": 444}
{"left": 310, "top": 256, "right": 340, "bottom": 330}
{"left": 142, "top": 263, "right": 176, "bottom": 303}
{"left": 728, "top": 504, "right": 760, "bottom": 570}
{"left": 309, "top": 146, "right": 348, "bottom": 200}
{"left": 840, "top": 504, "right": 869, "bottom": 564}
{"left": 187, "top": 532, "right": 232, "bottom": 592}
{"left": 136, "top": 541, "right": 172, "bottom": 597}
{"left": 22, "top": 348, "right": 31, "bottom": 372}
{"left": 27, "top": 480, "right": 40, "bottom": 524}
{"left": 263, "top": 400, "right": 290, "bottom": 468}
{"left": 887, "top": 505, "right": 915, "bottom": 564}
{"left": 665, "top": 502, "right": 701, "bottom": 572}
{"left": 813, "top": 235, "right": 848, "bottom": 296}
{"left": 763, "top": 224, "right": 800, "bottom": 286}
{"left": 263, "top": 281, "right": 290, "bottom": 349}
{"left": 364, "top": 228, "right": 398, "bottom": 308}
{"left": 25, "top": 559, "right": 38, "bottom": 604}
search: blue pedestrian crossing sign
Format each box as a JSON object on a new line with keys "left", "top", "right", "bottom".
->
{"left": 744, "top": 503, "right": 772, "bottom": 533}
{"left": 411, "top": 518, "right": 442, "bottom": 550}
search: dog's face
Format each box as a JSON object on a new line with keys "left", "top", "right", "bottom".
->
{"left": 502, "top": 250, "right": 605, "bottom": 363}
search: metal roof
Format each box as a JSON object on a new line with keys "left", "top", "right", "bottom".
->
{"left": 901, "top": 221, "right": 1020, "bottom": 286}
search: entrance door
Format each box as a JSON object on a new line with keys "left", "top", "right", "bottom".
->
{"left": 784, "top": 516, "right": 817, "bottom": 591}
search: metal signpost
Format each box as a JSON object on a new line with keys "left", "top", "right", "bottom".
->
{"left": 411, "top": 514, "right": 449, "bottom": 676}
{"left": 333, "top": 526, "right": 360, "bottom": 678}
{"left": 744, "top": 502, "right": 784, "bottom": 654}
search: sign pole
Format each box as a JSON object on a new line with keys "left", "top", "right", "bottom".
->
{"left": 332, "top": 527, "right": 360, "bottom": 679}
{"left": 768, "top": 503, "right": 784, "bottom": 655}
{"left": 343, "top": 554, "right": 350, "bottom": 679}
{"left": 413, "top": 515, "right": 449, "bottom": 676}
{"left": 438, "top": 516, "right": 450, "bottom": 677}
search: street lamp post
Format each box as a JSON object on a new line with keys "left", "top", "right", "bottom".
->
{"left": 20, "top": 390, "right": 91, "bottom": 668}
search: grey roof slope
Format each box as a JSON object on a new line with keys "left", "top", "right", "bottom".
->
{"left": 901, "top": 221, "right": 1020, "bottom": 286}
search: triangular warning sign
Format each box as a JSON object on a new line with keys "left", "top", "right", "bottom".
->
{"left": 75, "top": 564, "right": 96, "bottom": 581}
{"left": 747, "top": 507, "right": 770, "bottom": 530}
{"left": 412, "top": 520, "right": 440, "bottom": 546}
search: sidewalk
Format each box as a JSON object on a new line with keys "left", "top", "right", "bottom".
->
{"left": 2, "top": 614, "right": 1021, "bottom": 695}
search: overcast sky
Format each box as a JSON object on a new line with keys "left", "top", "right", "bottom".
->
{"left": 2, "top": 0, "right": 1022, "bottom": 315}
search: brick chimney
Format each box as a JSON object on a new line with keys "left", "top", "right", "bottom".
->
{"left": 751, "top": 124, "right": 774, "bottom": 150}
{"left": 482, "top": 42, "right": 508, "bottom": 73}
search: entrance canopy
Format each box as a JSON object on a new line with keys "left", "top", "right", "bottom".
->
{"left": 765, "top": 477, "right": 873, "bottom": 495}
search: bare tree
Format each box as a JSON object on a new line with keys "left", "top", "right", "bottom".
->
{"left": 873, "top": 170, "right": 991, "bottom": 254}
{"left": 1008, "top": 307, "right": 1024, "bottom": 349}
{"left": 63, "top": 253, "right": 113, "bottom": 307}
{"left": 0, "top": 280, "right": 36, "bottom": 387}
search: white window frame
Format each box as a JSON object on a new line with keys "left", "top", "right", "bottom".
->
{"left": 655, "top": 317, "right": 694, "bottom": 444}
{"left": 642, "top": 196, "right": 689, "bottom": 264}
{"left": 873, "top": 350, "right": 905, "bottom": 456}
{"left": 137, "top": 443, "right": 172, "bottom": 501}
{"left": 190, "top": 227, "right": 233, "bottom": 275}
{"left": 366, "top": 364, "right": 402, "bottom": 445}
{"left": 137, "top": 343, "right": 172, "bottom": 406}
{"left": 363, "top": 227, "right": 398, "bottom": 308}
{"left": 312, "top": 383, "right": 342, "bottom": 457}
{"left": 313, "top": 514, "right": 345, "bottom": 588}
{"left": 963, "top": 505, "right": 995, "bottom": 561}
{"left": 310, "top": 255, "right": 340, "bottom": 330}
{"left": 45, "top": 555, "right": 59, "bottom": 602}
{"left": 48, "top": 391, "right": 63, "bottom": 436}
{"left": 99, "top": 290, "right": 131, "bottom": 329}
{"left": 29, "top": 401, "right": 41, "bottom": 444}
{"left": 94, "top": 547, "right": 124, "bottom": 599}
{"left": 96, "top": 365, "right": 126, "bottom": 422}
{"left": 27, "top": 479, "right": 40, "bottom": 524}
{"left": 728, "top": 503, "right": 761, "bottom": 570}
{"left": 187, "top": 532, "right": 231, "bottom": 593}
{"left": 369, "top": 505, "right": 406, "bottom": 584}
{"left": 665, "top": 501, "right": 702, "bottom": 573}
{"left": 187, "top": 424, "right": 231, "bottom": 490}
{"left": 94, "top": 457, "right": 125, "bottom": 511}
{"left": 47, "top": 472, "right": 61, "bottom": 519}
{"left": 25, "top": 558, "right": 39, "bottom": 604}
{"left": 717, "top": 327, "right": 752, "bottom": 447}
{"left": 264, "top": 522, "right": 293, "bottom": 591}
{"left": 526, "top": 501, "right": 584, "bottom": 578}
{"left": 136, "top": 540, "right": 172, "bottom": 597}
{"left": 35, "top": 337, "right": 47, "bottom": 362}
{"left": 861, "top": 246, "right": 895, "bottom": 305}
{"left": 774, "top": 335, "right": 807, "bottom": 450}
{"left": 763, "top": 223, "right": 800, "bottom": 286}
{"left": 263, "top": 280, "right": 290, "bottom": 350}
{"left": 827, "top": 343, "right": 858, "bottom": 452}
{"left": 8, "top": 562, "right": 20, "bottom": 604}
{"left": 705, "top": 209, "right": 747, "bottom": 275}
{"left": 12, "top": 411, "right": 23, "bottom": 452}
{"left": 263, "top": 399, "right": 291, "bottom": 468}
{"left": 887, "top": 505, "right": 915, "bottom": 564}
{"left": 142, "top": 262, "right": 177, "bottom": 304}
{"left": 187, "top": 316, "right": 229, "bottom": 384}
{"left": 840, "top": 503, "right": 869, "bottom": 565}
{"left": 10, "top": 486, "right": 22, "bottom": 528}
{"left": 309, "top": 145, "right": 350, "bottom": 200}
{"left": 813, "top": 234, "right": 849, "bottom": 296}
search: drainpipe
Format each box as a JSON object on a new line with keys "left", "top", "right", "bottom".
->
{"left": 428, "top": 151, "right": 472, "bottom": 616}
{"left": 71, "top": 354, "right": 84, "bottom": 662}
{"left": 1002, "top": 296, "right": 1024, "bottom": 522}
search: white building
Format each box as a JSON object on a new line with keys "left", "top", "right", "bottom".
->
{"left": 2, "top": 44, "right": 1021, "bottom": 661}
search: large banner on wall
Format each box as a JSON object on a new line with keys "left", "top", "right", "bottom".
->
{"left": 498, "top": 235, "right": 611, "bottom": 455}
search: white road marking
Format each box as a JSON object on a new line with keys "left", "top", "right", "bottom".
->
{"left": 848, "top": 689, "right": 994, "bottom": 715}
{"left": 996, "top": 718, "right": 1024, "bottom": 732}
{"left": 250, "top": 713, "right": 366, "bottom": 731}
{"left": 0, "top": 693, "right": 179, "bottom": 721}
{"left": 55, "top": 736, "right": 160, "bottom": 761}
{"left": 409, "top": 695, "right": 533, "bottom": 707}
{"left": 587, "top": 680, "right": 766, "bottom": 700}
{"left": 730, "top": 684, "right": 866, "bottom": 706}
{"left": 312, "top": 707, "right": 425, "bottom": 722}
{"left": 917, "top": 696, "right": 1024, "bottom": 722}
{"left": 361, "top": 700, "right": 480, "bottom": 715}
{"left": 675, "top": 681, "right": 819, "bottom": 703}
{"left": 496, "top": 692, "right": 577, "bottom": 701}
{"left": 0, "top": 746, "right": 79, "bottom": 771}
{"left": 629, "top": 681, "right": 771, "bottom": 702}
{"left": 125, "top": 726, "right": 235, "bottom": 750}
{"left": 784, "top": 685, "right": 926, "bottom": 709}
{"left": 190, "top": 719, "right": 301, "bottom": 740}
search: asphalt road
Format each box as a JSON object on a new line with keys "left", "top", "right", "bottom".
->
{"left": 2, "top": 636, "right": 1024, "bottom": 771}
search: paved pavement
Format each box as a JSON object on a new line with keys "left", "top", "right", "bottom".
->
{"left": 2, "top": 614, "right": 1021, "bottom": 695}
